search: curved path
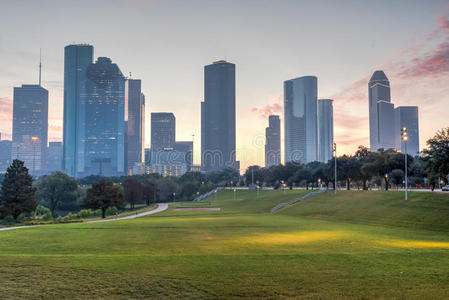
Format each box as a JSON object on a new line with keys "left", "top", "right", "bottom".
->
{"left": 0, "top": 203, "right": 168, "bottom": 231}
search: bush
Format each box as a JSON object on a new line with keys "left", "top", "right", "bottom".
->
{"left": 106, "top": 206, "right": 118, "bottom": 216}
{"left": 0, "top": 214, "right": 16, "bottom": 225}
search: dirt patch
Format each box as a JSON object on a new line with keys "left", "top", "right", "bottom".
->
{"left": 173, "top": 208, "right": 221, "bottom": 211}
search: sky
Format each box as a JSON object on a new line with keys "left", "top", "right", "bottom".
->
{"left": 1, "top": 0, "right": 449, "bottom": 171}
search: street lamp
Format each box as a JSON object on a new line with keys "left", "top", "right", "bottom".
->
{"left": 318, "top": 178, "right": 321, "bottom": 189}
{"left": 333, "top": 142, "right": 337, "bottom": 195}
{"left": 401, "top": 127, "right": 408, "bottom": 200}
{"left": 173, "top": 192, "right": 176, "bottom": 203}
{"left": 256, "top": 181, "right": 260, "bottom": 199}
{"left": 384, "top": 173, "right": 389, "bottom": 191}
{"left": 233, "top": 188, "right": 236, "bottom": 201}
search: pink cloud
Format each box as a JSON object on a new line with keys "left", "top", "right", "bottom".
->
{"left": 250, "top": 95, "right": 283, "bottom": 119}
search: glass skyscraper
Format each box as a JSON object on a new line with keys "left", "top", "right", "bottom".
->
{"left": 151, "top": 113, "right": 175, "bottom": 151}
{"left": 63, "top": 44, "right": 93, "bottom": 177}
{"left": 284, "top": 76, "right": 318, "bottom": 164}
{"left": 79, "top": 57, "right": 126, "bottom": 177}
{"left": 265, "top": 115, "right": 281, "bottom": 167}
{"left": 11, "top": 84, "right": 48, "bottom": 175}
{"left": 318, "top": 99, "right": 334, "bottom": 163}
{"left": 201, "top": 60, "right": 236, "bottom": 172}
{"left": 395, "top": 106, "right": 419, "bottom": 155}
{"left": 125, "top": 79, "right": 145, "bottom": 175}
{"left": 369, "top": 70, "right": 395, "bottom": 151}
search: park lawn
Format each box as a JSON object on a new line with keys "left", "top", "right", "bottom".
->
{"left": 1, "top": 189, "right": 449, "bottom": 299}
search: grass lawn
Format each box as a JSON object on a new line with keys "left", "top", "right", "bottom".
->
{"left": 1, "top": 189, "right": 449, "bottom": 299}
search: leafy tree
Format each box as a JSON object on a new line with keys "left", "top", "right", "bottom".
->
{"left": 181, "top": 181, "right": 199, "bottom": 200}
{"left": 35, "top": 172, "right": 78, "bottom": 217}
{"left": 423, "top": 127, "right": 449, "bottom": 185}
{"left": 390, "top": 169, "right": 404, "bottom": 189}
{"left": 142, "top": 180, "right": 158, "bottom": 205}
{"left": 0, "top": 160, "right": 37, "bottom": 220}
{"left": 123, "top": 177, "right": 143, "bottom": 209}
{"left": 82, "top": 180, "right": 124, "bottom": 218}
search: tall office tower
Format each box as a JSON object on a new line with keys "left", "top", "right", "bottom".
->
{"left": 318, "top": 99, "right": 334, "bottom": 163}
{"left": 46, "top": 142, "right": 63, "bottom": 172}
{"left": 284, "top": 76, "right": 318, "bottom": 164}
{"left": 63, "top": 44, "right": 93, "bottom": 177}
{"left": 201, "top": 60, "right": 236, "bottom": 172}
{"left": 265, "top": 115, "right": 281, "bottom": 167}
{"left": 395, "top": 106, "right": 419, "bottom": 155}
{"left": 175, "top": 141, "right": 193, "bottom": 171}
{"left": 369, "top": 70, "right": 395, "bottom": 151}
{"left": 0, "top": 134, "right": 12, "bottom": 173}
{"left": 79, "top": 57, "right": 126, "bottom": 177}
{"left": 125, "top": 79, "right": 145, "bottom": 174}
{"left": 11, "top": 84, "right": 48, "bottom": 175}
{"left": 151, "top": 113, "right": 175, "bottom": 151}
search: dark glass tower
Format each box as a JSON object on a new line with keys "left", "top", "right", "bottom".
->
{"left": 201, "top": 60, "right": 236, "bottom": 172}
{"left": 151, "top": 113, "right": 175, "bottom": 151}
{"left": 63, "top": 44, "right": 93, "bottom": 177}
{"left": 11, "top": 84, "right": 48, "bottom": 175}
{"left": 265, "top": 115, "right": 281, "bottom": 167}
{"left": 318, "top": 99, "right": 334, "bottom": 163}
{"left": 80, "top": 57, "right": 126, "bottom": 177}
{"left": 125, "top": 79, "right": 145, "bottom": 174}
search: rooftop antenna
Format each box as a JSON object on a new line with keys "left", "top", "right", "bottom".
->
{"left": 39, "top": 48, "right": 42, "bottom": 86}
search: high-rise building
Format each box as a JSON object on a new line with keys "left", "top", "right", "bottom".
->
{"left": 318, "top": 99, "right": 334, "bottom": 163}
{"left": 0, "top": 134, "right": 12, "bottom": 173}
{"left": 201, "top": 60, "right": 236, "bottom": 172}
{"left": 46, "top": 142, "right": 63, "bottom": 173}
{"left": 148, "top": 148, "right": 188, "bottom": 177}
{"left": 63, "top": 44, "right": 94, "bottom": 177}
{"left": 265, "top": 115, "right": 281, "bottom": 167}
{"left": 11, "top": 84, "right": 48, "bottom": 175}
{"left": 395, "top": 106, "right": 419, "bottom": 155}
{"left": 125, "top": 79, "right": 145, "bottom": 174}
{"left": 369, "top": 70, "right": 395, "bottom": 151}
{"left": 284, "top": 76, "right": 318, "bottom": 164}
{"left": 78, "top": 57, "right": 126, "bottom": 177}
{"left": 174, "top": 141, "right": 193, "bottom": 171}
{"left": 151, "top": 113, "right": 175, "bottom": 151}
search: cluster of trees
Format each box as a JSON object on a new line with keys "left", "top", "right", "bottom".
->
{"left": 244, "top": 128, "right": 449, "bottom": 190}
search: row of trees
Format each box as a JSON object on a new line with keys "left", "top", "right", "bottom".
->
{"left": 244, "top": 128, "right": 449, "bottom": 190}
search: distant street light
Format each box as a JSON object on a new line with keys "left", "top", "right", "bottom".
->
{"left": 173, "top": 192, "right": 176, "bottom": 203}
{"left": 233, "top": 188, "right": 236, "bottom": 201}
{"left": 333, "top": 142, "right": 337, "bottom": 195}
{"left": 401, "top": 127, "right": 408, "bottom": 200}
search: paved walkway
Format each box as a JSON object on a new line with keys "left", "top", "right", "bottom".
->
{"left": 0, "top": 203, "right": 168, "bottom": 231}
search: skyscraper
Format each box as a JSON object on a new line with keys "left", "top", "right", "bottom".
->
{"left": 318, "top": 99, "right": 334, "bottom": 163}
{"left": 46, "top": 142, "right": 63, "bottom": 173}
{"left": 79, "top": 57, "right": 126, "bottom": 177}
{"left": 284, "top": 76, "right": 318, "bottom": 164}
{"left": 11, "top": 84, "right": 48, "bottom": 175}
{"left": 151, "top": 113, "right": 175, "bottom": 151}
{"left": 369, "top": 70, "right": 395, "bottom": 151}
{"left": 174, "top": 141, "right": 193, "bottom": 171}
{"left": 265, "top": 115, "right": 281, "bottom": 167}
{"left": 201, "top": 60, "right": 236, "bottom": 172}
{"left": 0, "top": 134, "right": 12, "bottom": 173}
{"left": 125, "top": 79, "right": 145, "bottom": 174}
{"left": 63, "top": 44, "right": 93, "bottom": 177}
{"left": 395, "top": 106, "right": 419, "bottom": 155}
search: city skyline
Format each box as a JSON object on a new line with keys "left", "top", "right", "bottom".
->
{"left": 1, "top": 0, "right": 449, "bottom": 171}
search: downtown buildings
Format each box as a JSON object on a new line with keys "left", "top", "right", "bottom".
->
{"left": 318, "top": 99, "right": 334, "bottom": 163}
{"left": 265, "top": 115, "right": 281, "bottom": 167}
{"left": 368, "top": 70, "right": 419, "bottom": 155}
{"left": 201, "top": 60, "right": 237, "bottom": 172}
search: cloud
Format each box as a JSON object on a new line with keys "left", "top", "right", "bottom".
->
{"left": 250, "top": 95, "right": 283, "bottom": 119}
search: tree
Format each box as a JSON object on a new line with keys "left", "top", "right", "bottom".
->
{"left": 35, "top": 172, "right": 78, "bottom": 217}
{"left": 83, "top": 180, "right": 124, "bottom": 218}
{"left": 0, "top": 160, "right": 37, "bottom": 220}
{"left": 390, "top": 169, "right": 404, "bottom": 189}
{"left": 123, "top": 177, "right": 143, "bottom": 209}
{"left": 142, "top": 180, "right": 158, "bottom": 205}
{"left": 423, "top": 127, "right": 449, "bottom": 185}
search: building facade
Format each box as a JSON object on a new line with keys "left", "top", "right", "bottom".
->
{"left": 11, "top": 84, "right": 48, "bottom": 175}
{"left": 265, "top": 115, "right": 281, "bottom": 167}
{"left": 151, "top": 113, "right": 175, "bottom": 151}
{"left": 78, "top": 57, "right": 126, "bottom": 177}
{"left": 369, "top": 70, "right": 394, "bottom": 151}
{"left": 395, "top": 106, "right": 419, "bottom": 155}
{"left": 377, "top": 100, "right": 396, "bottom": 151}
{"left": 147, "top": 148, "right": 187, "bottom": 177}
{"left": 174, "top": 141, "right": 193, "bottom": 171}
{"left": 284, "top": 76, "right": 318, "bottom": 164}
{"left": 201, "top": 60, "right": 236, "bottom": 172}
{"left": 318, "top": 99, "right": 334, "bottom": 163}
{"left": 63, "top": 44, "right": 94, "bottom": 177}
{"left": 0, "top": 135, "right": 12, "bottom": 173}
{"left": 125, "top": 79, "right": 145, "bottom": 174}
{"left": 46, "top": 142, "right": 63, "bottom": 173}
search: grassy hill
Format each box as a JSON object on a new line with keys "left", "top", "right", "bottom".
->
{"left": 1, "top": 189, "right": 449, "bottom": 299}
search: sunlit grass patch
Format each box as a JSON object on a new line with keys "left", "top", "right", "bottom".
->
{"left": 242, "top": 230, "right": 350, "bottom": 245}
{"left": 380, "top": 239, "right": 449, "bottom": 249}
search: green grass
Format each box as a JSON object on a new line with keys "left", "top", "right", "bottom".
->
{"left": 1, "top": 189, "right": 449, "bottom": 299}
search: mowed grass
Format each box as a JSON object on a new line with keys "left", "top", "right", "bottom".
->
{"left": 1, "top": 189, "right": 449, "bottom": 299}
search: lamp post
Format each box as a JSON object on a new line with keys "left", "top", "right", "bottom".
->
{"left": 233, "top": 188, "right": 236, "bottom": 201}
{"left": 333, "top": 142, "right": 337, "bottom": 195}
{"left": 173, "top": 192, "right": 176, "bottom": 203}
{"left": 401, "top": 127, "right": 408, "bottom": 200}
{"left": 256, "top": 181, "right": 260, "bottom": 199}
{"left": 318, "top": 178, "right": 321, "bottom": 190}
